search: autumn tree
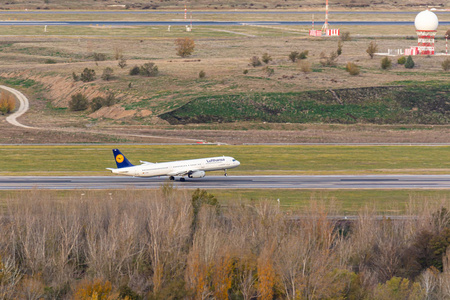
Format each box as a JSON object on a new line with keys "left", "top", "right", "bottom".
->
{"left": 366, "top": 41, "right": 378, "bottom": 59}
{"left": 0, "top": 92, "right": 15, "bottom": 115}
{"left": 257, "top": 249, "right": 277, "bottom": 300}
{"left": 175, "top": 37, "right": 195, "bottom": 57}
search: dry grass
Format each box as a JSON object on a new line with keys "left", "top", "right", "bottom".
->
{"left": 1, "top": 0, "right": 449, "bottom": 9}
{"left": 0, "top": 11, "right": 449, "bottom": 143}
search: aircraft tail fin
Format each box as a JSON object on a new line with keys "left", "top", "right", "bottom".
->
{"left": 112, "top": 149, "right": 134, "bottom": 168}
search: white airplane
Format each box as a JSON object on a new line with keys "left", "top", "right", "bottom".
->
{"left": 107, "top": 149, "right": 240, "bottom": 181}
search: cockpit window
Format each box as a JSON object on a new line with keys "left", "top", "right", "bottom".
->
{"left": 232, "top": 159, "right": 236, "bottom": 161}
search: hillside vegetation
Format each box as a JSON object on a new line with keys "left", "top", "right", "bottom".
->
{"left": 161, "top": 82, "right": 450, "bottom": 125}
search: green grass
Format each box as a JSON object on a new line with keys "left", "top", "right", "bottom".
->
{"left": 160, "top": 82, "right": 450, "bottom": 124}
{"left": 0, "top": 77, "right": 37, "bottom": 88}
{"left": 212, "top": 189, "right": 450, "bottom": 214}
{"left": 0, "top": 145, "right": 449, "bottom": 175}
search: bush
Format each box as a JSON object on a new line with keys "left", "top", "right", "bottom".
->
{"left": 90, "top": 93, "right": 117, "bottom": 111}
{"left": 74, "top": 278, "right": 114, "bottom": 300}
{"left": 262, "top": 53, "right": 272, "bottom": 64}
{"left": 299, "top": 60, "right": 311, "bottom": 73}
{"left": 345, "top": 62, "right": 360, "bottom": 75}
{"left": 397, "top": 56, "right": 406, "bottom": 65}
{"left": 175, "top": 37, "right": 195, "bottom": 57}
{"left": 340, "top": 31, "right": 351, "bottom": 41}
{"left": 129, "top": 65, "right": 140, "bottom": 76}
{"left": 101, "top": 67, "right": 114, "bottom": 81}
{"left": 103, "top": 93, "right": 117, "bottom": 107}
{"left": 288, "top": 51, "right": 299, "bottom": 62}
{"left": 405, "top": 55, "right": 415, "bottom": 69}
{"left": 93, "top": 52, "right": 106, "bottom": 61}
{"left": 320, "top": 51, "right": 338, "bottom": 67}
{"left": 114, "top": 47, "right": 123, "bottom": 60}
{"left": 140, "top": 62, "right": 158, "bottom": 77}
{"left": 381, "top": 56, "right": 392, "bottom": 70}
{"left": 263, "top": 66, "right": 274, "bottom": 77}
{"left": 72, "top": 72, "right": 79, "bottom": 82}
{"left": 243, "top": 69, "right": 248, "bottom": 74}
{"left": 118, "top": 58, "right": 127, "bottom": 69}
{"left": 69, "top": 93, "right": 89, "bottom": 111}
{"left": 0, "top": 92, "right": 15, "bottom": 115}
{"left": 298, "top": 50, "right": 308, "bottom": 60}
{"left": 80, "top": 68, "right": 96, "bottom": 82}
{"left": 366, "top": 41, "right": 378, "bottom": 59}
{"left": 442, "top": 58, "right": 450, "bottom": 71}
{"left": 337, "top": 41, "right": 343, "bottom": 56}
{"left": 44, "top": 59, "right": 57, "bottom": 64}
{"left": 250, "top": 56, "right": 262, "bottom": 67}
{"left": 198, "top": 70, "right": 206, "bottom": 78}
{"left": 90, "top": 96, "right": 104, "bottom": 112}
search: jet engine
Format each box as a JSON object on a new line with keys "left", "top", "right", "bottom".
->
{"left": 188, "top": 171, "right": 206, "bottom": 178}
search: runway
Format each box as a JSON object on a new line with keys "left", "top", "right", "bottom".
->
{"left": 1, "top": 20, "right": 450, "bottom": 26}
{"left": 1, "top": 175, "right": 450, "bottom": 190}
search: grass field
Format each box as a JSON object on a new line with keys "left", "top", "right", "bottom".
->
{"left": 0, "top": 188, "right": 448, "bottom": 214}
{"left": 0, "top": 145, "right": 449, "bottom": 175}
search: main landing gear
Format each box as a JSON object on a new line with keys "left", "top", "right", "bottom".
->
{"left": 169, "top": 176, "right": 186, "bottom": 182}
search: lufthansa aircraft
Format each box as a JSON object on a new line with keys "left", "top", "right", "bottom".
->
{"left": 107, "top": 149, "right": 240, "bottom": 181}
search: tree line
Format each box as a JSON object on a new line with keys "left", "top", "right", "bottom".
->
{"left": 1, "top": 187, "right": 450, "bottom": 299}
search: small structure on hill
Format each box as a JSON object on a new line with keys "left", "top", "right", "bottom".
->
{"left": 309, "top": 0, "right": 340, "bottom": 37}
{"left": 407, "top": 10, "right": 439, "bottom": 55}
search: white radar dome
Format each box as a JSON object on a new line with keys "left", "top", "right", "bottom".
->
{"left": 414, "top": 10, "right": 439, "bottom": 31}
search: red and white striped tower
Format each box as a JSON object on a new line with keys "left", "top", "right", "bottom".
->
{"left": 414, "top": 10, "right": 439, "bottom": 55}
{"left": 446, "top": 34, "right": 448, "bottom": 55}
{"left": 321, "top": 0, "right": 329, "bottom": 33}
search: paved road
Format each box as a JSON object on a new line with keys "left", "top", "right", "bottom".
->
{"left": 1, "top": 20, "right": 449, "bottom": 26}
{"left": 1, "top": 175, "right": 450, "bottom": 190}
{"left": 1, "top": 85, "right": 34, "bottom": 129}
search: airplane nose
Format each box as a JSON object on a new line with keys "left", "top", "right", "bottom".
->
{"left": 236, "top": 160, "right": 240, "bottom": 166}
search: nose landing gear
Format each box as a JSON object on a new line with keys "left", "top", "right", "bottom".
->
{"left": 224, "top": 169, "right": 228, "bottom": 177}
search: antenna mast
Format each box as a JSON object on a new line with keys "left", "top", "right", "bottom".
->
{"left": 321, "top": 0, "right": 329, "bottom": 32}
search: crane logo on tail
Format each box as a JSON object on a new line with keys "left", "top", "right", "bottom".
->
{"left": 116, "top": 154, "right": 124, "bottom": 163}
